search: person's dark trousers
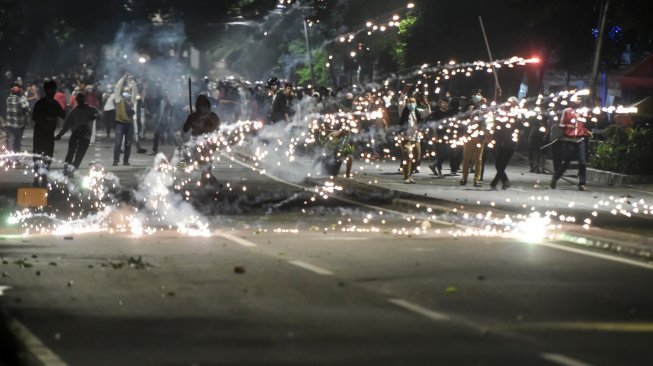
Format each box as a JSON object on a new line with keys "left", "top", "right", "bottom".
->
{"left": 449, "top": 145, "right": 462, "bottom": 174}
{"left": 113, "top": 122, "right": 134, "bottom": 163}
{"left": 435, "top": 143, "right": 449, "bottom": 172}
{"left": 550, "top": 140, "right": 563, "bottom": 174}
{"left": 5, "top": 126, "right": 25, "bottom": 153}
{"left": 64, "top": 134, "right": 90, "bottom": 169}
{"left": 552, "top": 141, "right": 586, "bottom": 186}
{"left": 33, "top": 134, "right": 55, "bottom": 187}
{"left": 490, "top": 146, "right": 515, "bottom": 188}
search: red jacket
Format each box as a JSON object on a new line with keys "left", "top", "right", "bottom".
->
{"left": 85, "top": 92, "right": 100, "bottom": 108}
{"left": 54, "top": 92, "right": 67, "bottom": 110}
{"left": 560, "top": 107, "right": 590, "bottom": 138}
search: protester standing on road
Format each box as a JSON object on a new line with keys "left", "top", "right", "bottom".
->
{"left": 546, "top": 107, "right": 564, "bottom": 174}
{"left": 550, "top": 97, "right": 592, "bottom": 191}
{"left": 427, "top": 97, "right": 453, "bottom": 177}
{"left": 460, "top": 90, "right": 487, "bottom": 187}
{"left": 112, "top": 73, "right": 137, "bottom": 166}
{"left": 32, "top": 80, "right": 65, "bottom": 187}
{"left": 26, "top": 82, "right": 40, "bottom": 110}
{"left": 527, "top": 100, "right": 547, "bottom": 174}
{"left": 102, "top": 84, "right": 116, "bottom": 138}
{"left": 4, "top": 85, "right": 30, "bottom": 154}
{"left": 183, "top": 94, "right": 221, "bottom": 187}
{"left": 398, "top": 91, "right": 430, "bottom": 184}
{"left": 55, "top": 92, "right": 101, "bottom": 174}
{"left": 489, "top": 97, "right": 521, "bottom": 190}
{"left": 270, "top": 83, "right": 294, "bottom": 124}
{"left": 150, "top": 91, "right": 175, "bottom": 155}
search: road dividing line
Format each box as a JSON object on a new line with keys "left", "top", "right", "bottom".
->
{"left": 10, "top": 319, "right": 68, "bottom": 366}
{"left": 218, "top": 232, "right": 258, "bottom": 247}
{"left": 539, "top": 242, "right": 653, "bottom": 271}
{"left": 388, "top": 298, "right": 450, "bottom": 321}
{"left": 540, "top": 353, "right": 593, "bottom": 366}
{"left": 288, "top": 260, "right": 334, "bottom": 276}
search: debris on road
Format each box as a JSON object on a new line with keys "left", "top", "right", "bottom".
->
{"left": 106, "top": 256, "right": 152, "bottom": 270}
{"left": 445, "top": 286, "right": 458, "bottom": 294}
{"left": 234, "top": 266, "right": 246, "bottom": 274}
{"left": 13, "top": 259, "right": 32, "bottom": 268}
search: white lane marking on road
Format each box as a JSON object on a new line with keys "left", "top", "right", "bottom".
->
{"left": 288, "top": 260, "right": 334, "bottom": 276}
{"left": 10, "top": 319, "right": 68, "bottom": 366}
{"left": 539, "top": 242, "right": 653, "bottom": 271}
{"left": 0, "top": 285, "right": 11, "bottom": 295}
{"left": 508, "top": 187, "right": 527, "bottom": 193}
{"left": 388, "top": 298, "right": 450, "bottom": 321}
{"left": 540, "top": 353, "right": 593, "bottom": 366}
{"left": 218, "top": 232, "right": 258, "bottom": 247}
{"left": 321, "top": 236, "right": 368, "bottom": 241}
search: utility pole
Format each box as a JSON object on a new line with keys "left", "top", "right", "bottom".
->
{"left": 590, "top": 0, "right": 610, "bottom": 101}
{"left": 303, "top": 17, "right": 316, "bottom": 86}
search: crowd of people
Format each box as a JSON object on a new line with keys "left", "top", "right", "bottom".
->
{"left": 1, "top": 62, "right": 608, "bottom": 192}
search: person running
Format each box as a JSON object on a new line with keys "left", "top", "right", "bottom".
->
{"left": 32, "top": 80, "right": 65, "bottom": 187}
{"left": 550, "top": 96, "right": 592, "bottom": 191}
{"left": 55, "top": 92, "right": 101, "bottom": 175}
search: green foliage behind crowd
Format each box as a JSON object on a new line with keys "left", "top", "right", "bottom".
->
{"left": 590, "top": 125, "right": 653, "bottom": 175}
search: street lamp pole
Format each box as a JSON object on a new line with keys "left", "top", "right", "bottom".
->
{"left": 303, "top": 18, "right": 316, "bottom": 85}
{"left": 590, "top": 0, "right": 610, "bottom": 102}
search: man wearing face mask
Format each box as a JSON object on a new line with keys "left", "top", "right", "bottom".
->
{"left": 398, "top": 87, "right": 430, "bottom": 184}
{"left": 112, "top": 73, "right": 137, "bottom": 166}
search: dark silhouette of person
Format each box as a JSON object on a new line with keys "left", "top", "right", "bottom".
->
{"left": 183, "top": 94, "right": 221, "bottom": 188}
{"left": 55, "top": 92, "right": 101, "bottom": 174}
{"left": 32, "top": 80, "right": 65, "bottom": 187}
{"left": 183, "top": 94, "right": 220, "bottom": 136}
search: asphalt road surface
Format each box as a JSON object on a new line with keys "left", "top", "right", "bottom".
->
{"left": 1, "top": 206, "right": 653, "bottom": 365}
{"left": 1, "top": 132, "right": 653, "bottom": 366}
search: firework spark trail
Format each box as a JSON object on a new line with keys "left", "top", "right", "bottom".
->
{"left": 0, "top": 84, "right": 648, "bottom": 241}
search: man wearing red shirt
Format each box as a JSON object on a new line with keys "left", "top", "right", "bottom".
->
{"left": 54, "top": 89, "right": 67, "bottom": 112}
{"left": 550, "top": 97, "right": 593, "bottom": 191}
